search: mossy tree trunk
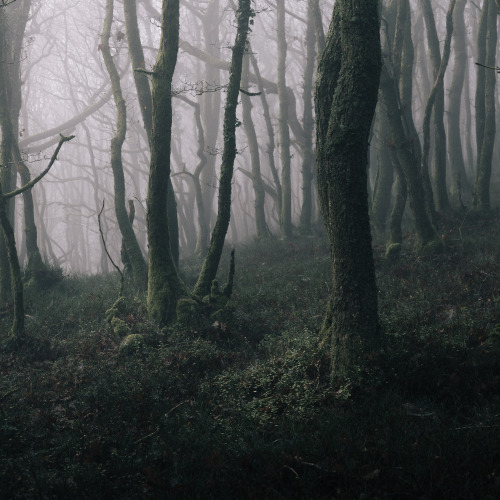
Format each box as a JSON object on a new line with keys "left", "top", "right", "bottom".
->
{"left": 421, "top": 0, "right": 451, "bottom": 212}
{"left": 447, "top": 0, "right": 470, "bottom": 207}
{"left": 124, "top": 0, "right": 179, "bottom": 266}
{"left": 276, "top": 0, "right": 293, "bottom": 239}
{"left": 241, "top": 55, "right": 269, "bottom": 239}
{"left": 101, "top": 0, "right": 147, "bottom": 289}
{"left": 475, "top": 0, "right": 497, "bottom": 211}
{"left": 315, "top": 0, "right": 381, "bottom": 379}
{"left": 421, "top": 0, "right": 456, "bottom": 215}
{"left": 147, "top": 0, "right": 185, "bottom": 325}
{"left": 193, "top": 0, "right": 253, "bottom": 297}
{"left": 299, "top": 0, "right": 316, "bottom": 236}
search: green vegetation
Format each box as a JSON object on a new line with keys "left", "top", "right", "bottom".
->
{"left": 1, "top": 216, "right": 499, "bottom": 498}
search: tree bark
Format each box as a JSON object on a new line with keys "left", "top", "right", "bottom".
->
{"left": 475, "top": 0, "right": 497, "bottom": 210}
{"left": 315, "top": 0, "right": 381, "bottom": 378}
{"left": 193, "top": 0, "right": 253, "bottom": 297}
{"left": 101, "top": 0, "right": 147, "bottom": 289}
{"left": 147, "top": 0, "right": 185, "bottom": 325}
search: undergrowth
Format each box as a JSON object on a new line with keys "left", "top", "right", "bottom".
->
{"left": 1, "top": 213, "right": 499, "bottom": 498}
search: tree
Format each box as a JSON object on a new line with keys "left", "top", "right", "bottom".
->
{"left": 276, "top": 0, "right": 292, "bottom": 239}
{"left": 146, "top": 0, "right": 185, "bottom": 325}
{"left": 101, "top": 0, "right": 147, "bottom": 289}
{"left": 193, "top": 0, "right": 253, "bottom": 297}
{"left": 315, "top": 0, "right": 381, "bottom": 378}
{"left": 475, "top": 0, "right": 497, "bottom": 211}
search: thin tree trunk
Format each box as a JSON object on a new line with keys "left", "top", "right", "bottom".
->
{"left": 193, "top": 0, "right": 253, "bottom": 297}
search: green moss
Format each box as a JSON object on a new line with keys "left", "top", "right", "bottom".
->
{"left": 111, "top": 317, "right": 129, "bottom": 337}
{"left": 105, "top": 296, "right": 127, "bottom": 324}
{"left": 176, "top": 298, "right": 209, "bottom": 331}
{"left": 118, "top": 333, "right": 145, "bottom": 356}
{"left": 417, "top": 237, "right": 444, "bottom": 256}
{"left": 385, "top": 242, "right": 402, "bottom": 260}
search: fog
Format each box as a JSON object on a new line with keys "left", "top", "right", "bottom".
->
{"left": 0, "top": 0, "right": 497, "bottom": 274}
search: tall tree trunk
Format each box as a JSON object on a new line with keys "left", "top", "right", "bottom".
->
{"left": 421, "top": 0, "right": 456, "bottom": 216}
{"left": 241, "top": 55, "right": 269, "bottom": 239}
{"left": 315, "top": 0, "right": 381, "bottom": 378}
{"left": 193, "top": 0, "right": 253, "bottom": 297}
{"left": 124, "top": 0, "right": 179, "bottom": 266}
{"left": 447, "top": 0, "right": 470, "bottom": 207}
{"left": 276, "top": 0, "right": 293, "bottom": 239}
{"left": 421, "top": 0, "right": 451, "bottom": 211}
{"left": 475, "top": 0, "right": 497, "bottom": 210}
{"left": 299, "top": 0, "right": 317, "bottom": 235}
{"left": 198, "top": 0, "right": 222, "bottom": 255}
{"left": 250, "top": 54, "right": 281, "bottom": 220}
{"left": 101, "top": 0, "right": 147, "bottom": 289}
{"left": 147, "top": 0, "right": 184, "bottom": 325}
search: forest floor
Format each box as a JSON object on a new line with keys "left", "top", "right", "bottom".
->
{"left": 1, "top": 211, "right": 499, "bottom": 499}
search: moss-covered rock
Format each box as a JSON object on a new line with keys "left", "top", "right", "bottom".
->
{"left": 118, "top": 333, "right": 145, "bottom": 356}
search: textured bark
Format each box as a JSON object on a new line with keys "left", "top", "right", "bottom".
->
{"left": 124, "top": 0, "right": 179, "bottom": 266}
{"left": 421, "top": 0, "right": 450, "bottom": 211}
{"left": 475, "top": 0, "right": 497, "bottom": 210}
{"left": 276, "top": 0, "right": 292, "bottom": 239}
{"left": 101, "top": 0, "right": 147, "bottom": 288}
{"left": 421, "top": 0, "right": 456, "bottom": 214}
{"left": 315, "top": 0, "right": 381, "bottom": 378}
{"left": 193, "top": 0, "right": 252, "bottom": 297}
{"left": 299, "top": 0, "right": 316, "bottom": 235}
{"left": 241, "top": 56, "right": 269, "bottom": 239}
{"left": 447, "top": 0, "right": 470, "bottom": 206}
{"left": 147, "top": 0, "right": 185, "bottom": 325}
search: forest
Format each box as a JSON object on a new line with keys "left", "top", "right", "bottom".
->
{"left": 0, "top": 0, "right": 499, "bottom": 497}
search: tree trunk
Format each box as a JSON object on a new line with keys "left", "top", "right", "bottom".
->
{"left": 421, "top": 0, "right": 456, "bottom": 216}
{"left": 276, "top": 0, "right": 293, "bottom": 239}
{"left": 101, "top": 0, "right": 147, "bottom": 289}
{"left": 299, "top": 0, "right": 317, "bottom": 235}
{"left": 193, "top": 0, "right": 253, "bottom": 297}
{"left": 147, "top": 0, "right": 185, "bottom": 325}
{"left": 447, "top": 0, "right": 470, "bottom": 207}
{"left": 475, "top": 0, "right": 497, "bottom": 211}
{"left": 241, "top": 55, "right": 269, "bottom": 239}
{"left": 124, "top": 0, "right": 179, "bottom": 266}
{"left": 315, "top": 0, "right": 381, "bottom": 379}
{"left": 421, "top": 0, "right": 451, "bottom": 212}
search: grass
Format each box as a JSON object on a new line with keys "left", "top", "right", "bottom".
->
{"left": 1, "top": 213, "right": 499, "bottom": 499}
